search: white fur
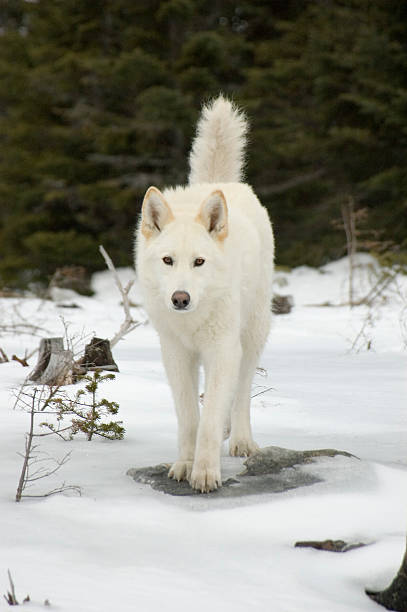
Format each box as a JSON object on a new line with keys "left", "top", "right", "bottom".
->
{"left": 135, "top": 97, "right": 274, "bottom": 493}
{"left": 188, "top": 96, "right": 248, "bottom": 184}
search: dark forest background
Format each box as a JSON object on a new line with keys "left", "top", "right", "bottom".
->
{"left": 0, "top": 0, "right": 406, "bottom": 287}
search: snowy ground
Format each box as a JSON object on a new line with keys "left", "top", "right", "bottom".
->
{"left": 0, "top": 255, "right": 406, "bottom": 611}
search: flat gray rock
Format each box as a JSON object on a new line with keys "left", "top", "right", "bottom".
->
{"left": 241, "top": 446, "right": 356, "bottom": 476}
{"left": 127, "top": 446, "right": 358, "bottom": 497}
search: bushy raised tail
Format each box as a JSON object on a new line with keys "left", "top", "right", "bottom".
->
{"left": 188, "top": 96, "right": 248, "bottom": 184}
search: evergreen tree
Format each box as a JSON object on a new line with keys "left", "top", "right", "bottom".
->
{"left": 0, "top": 0, "right": 406, "bottom": 284}
{"left": 243, "top": 0, "right": 407, "bottom": 265}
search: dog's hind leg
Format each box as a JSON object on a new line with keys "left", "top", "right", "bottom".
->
{"left": 229, "top": 350, "right": 260, "bottom": 457}
{"left": 160, "top": 335, "right": 200, "bottom": 482}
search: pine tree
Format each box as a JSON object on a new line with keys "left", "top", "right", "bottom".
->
{"left": 242, "top": 0, "right": 407, "bottom": 266}
{"left": 0, "top": 0, "right": 406, "bottom": 282}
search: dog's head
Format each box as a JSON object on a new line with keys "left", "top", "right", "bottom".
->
{"left": 139, "top": 186, "right": 229, "bottom": 313}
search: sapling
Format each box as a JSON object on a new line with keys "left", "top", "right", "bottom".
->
{"left": 40, "top": 370, "right": 125, "bottom": 440}
{"left": 15, "top": 386, "right": 80, "bottom": 502}
{"left": 66, "top": 370, "right": 124, "bottom": 441}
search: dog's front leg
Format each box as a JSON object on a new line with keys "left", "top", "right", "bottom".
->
{"left": 160, "top": 334, "right": 200, "bottom": 482}
{"left": 190, "top": 337, "right": 241, "bottom": 493}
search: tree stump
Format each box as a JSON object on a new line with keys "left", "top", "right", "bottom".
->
{"left": 77, "top": 337, "right": 119, "bottom": 372}
{"left": 272, "top": 294, "right": 294, "bottom": 314}
{"left": 29, "top": 337, "right": 73, "bottom": 385}
{"left": 48, "top": 265, "right": 93, "bottom": 296}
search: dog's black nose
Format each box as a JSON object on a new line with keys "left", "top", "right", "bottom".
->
{"left": 171, "top": 291, "right": 190, "bottom": 310}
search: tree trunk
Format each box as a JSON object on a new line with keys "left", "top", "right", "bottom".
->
{"left": 341, "top": 196, "right": 357, "bottom": 307}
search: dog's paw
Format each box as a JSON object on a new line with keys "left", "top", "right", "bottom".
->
{"left": 168, "top": 460, "right": 193, "bottom": 482}
{"left": 229, "top": 438, "right": 259, "bottom": 458}
{"left": 189, "top": 465, "right": 221, "bottom": 493}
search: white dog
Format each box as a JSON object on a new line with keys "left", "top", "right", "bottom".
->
{"left": 135, "top": 96, "right": 274, "bottom": 492}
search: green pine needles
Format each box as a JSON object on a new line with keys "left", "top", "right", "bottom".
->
{"left": 70, "top": 370, "right": 124, "bottom": 441}
{"left": 42, "top": 370, "right": 125, "bottom": 441}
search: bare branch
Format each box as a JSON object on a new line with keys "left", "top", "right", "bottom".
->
{"left": 15, "top": 386, "right": 80, "bottom": 501}
{"left": 36, "top": 424, "right": 74, "bottom": 440}
{"left": 19, "top": 484, "right": 81, "bottom": 499}
{"left": 25, "top": 346, "right": 39, "bottom": 361}
{"left": 25, "top": 452, "right": 72, "bottom": 483}
{"left": 11, "top": 354, "right": 29, "bottom": 367}
{"left": 16, "top": 391, "right": 36, "bottom": 502}
{"left": 251, "top": 386, "right": 275, "bottom": 399}
{"left": 98, "top": 244, "right": 144, "bottom": 347}
{"left": 353, "top": 270, "right": 398, "bottom": 307}
{"left": 11, "top": 303, "right": 52, "bottom": 336}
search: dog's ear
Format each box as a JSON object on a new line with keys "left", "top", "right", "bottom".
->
{"left": 196, "top": 190, "right": 228, "bottom": 241}
{"left": 141, "top": 187, "right": 174, "bottom": 239}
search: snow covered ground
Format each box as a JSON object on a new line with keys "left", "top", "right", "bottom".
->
{"left": 0, "top": 255, "right": 406, "bottom": 611}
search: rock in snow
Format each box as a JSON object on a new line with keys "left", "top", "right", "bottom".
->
{"left": 127, "top": 446, "right": 358, "bottom": 497}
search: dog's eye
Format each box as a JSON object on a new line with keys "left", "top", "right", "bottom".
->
{"left": 194, "top": 258, "right": 205, "bottom": 267}
{"left": 162, "top": 256, "right": 173, "bottom": 266}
